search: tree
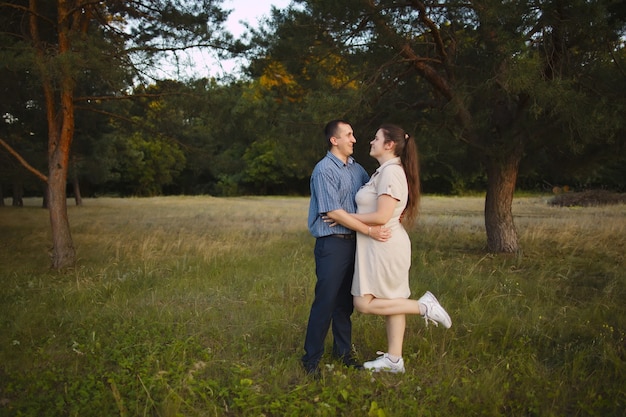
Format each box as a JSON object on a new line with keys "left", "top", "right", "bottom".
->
{"left": 0, "top": 0, "right": 233, "bottom": 269}
{"left": 259, "top": 0, "right": 625, "bottom": 252}
{"left": 362, "top": 0, "right": 625, "bottom": 252}
{"left": 242, "top": 4, "right": 376, "bottom": 185}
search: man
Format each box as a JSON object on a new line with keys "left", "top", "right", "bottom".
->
{"left": 302, "top": 119, "right": 387, "bottom": 376}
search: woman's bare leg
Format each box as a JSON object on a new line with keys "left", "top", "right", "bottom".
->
{"left": 386, "top": 314, "right": 406, "bottom": 357}
{"left": 354, "top": 294, "right": 422, "bottom": 316}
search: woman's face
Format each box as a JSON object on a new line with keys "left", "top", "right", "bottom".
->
{"left": 369, "top": 129, "right": 387, "bottom": 159}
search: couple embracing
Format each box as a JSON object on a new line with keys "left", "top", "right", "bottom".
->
{"left": 302, "top": 119, "right": 452, "bottom": 377}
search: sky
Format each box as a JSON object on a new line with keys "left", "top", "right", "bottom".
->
{"left": 165, "top": 0, "right": 292, "bottom": 79}
{"left": 224, "top": 0, "right": 291, "bottom": 38}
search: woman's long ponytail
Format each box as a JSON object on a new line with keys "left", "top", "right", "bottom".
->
{"left": 379, "top": 124, "right": 421, "bottom": 229}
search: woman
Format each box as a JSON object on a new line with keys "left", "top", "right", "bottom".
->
{"left": 327, "top": 123, "right": 451, "bottom": 373}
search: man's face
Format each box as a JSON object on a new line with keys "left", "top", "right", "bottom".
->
{"left": 332, "top": 123, "right": 356, "bottom": 159}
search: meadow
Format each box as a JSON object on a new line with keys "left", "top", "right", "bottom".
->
{"left": 0, "top": 195, "right": 624, "bottom": 416}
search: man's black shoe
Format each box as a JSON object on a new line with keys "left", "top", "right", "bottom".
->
{"left": 341, "top": 356, "right": 364, "bottom": 370}
{"left": 303, "top": 363, "right": 321, "bottom": 379}
{"left": 306, "top": 366, "right": 321, "bottom": 379}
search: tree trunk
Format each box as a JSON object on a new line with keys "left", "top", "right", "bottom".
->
{"left": 30, "top": 0, "right": 77, "bottom": 269}
{"left": 42, "top": 183, "right": 48, "bottom": 209}
{"left": 12, "top": 183, "right": 24, "bottom": 207}
{"left": 48, "top": 155, "right": 75, "bottom": 269}
{"left": 73, "top": 178, "right": 82, "bottom": 206}
{"left": 46, "top": 78, "right": 77, "bottom": 268}
{"left": 72, "top": 156, "right": 82, "bottom": 206}
{"left": 484, "top": 150, "right": 522, "bottom": 253}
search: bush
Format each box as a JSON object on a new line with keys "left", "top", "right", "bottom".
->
{"left": 549, "top": 190, "right": 626, "bottom": 207}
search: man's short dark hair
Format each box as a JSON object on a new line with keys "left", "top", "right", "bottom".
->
{"left": 324, "top": 119, "right": 350, "bottom": 148}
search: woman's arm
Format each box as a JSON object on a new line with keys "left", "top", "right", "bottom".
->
{"left": 350, "top": 194, "right": 397, "bottom": 226}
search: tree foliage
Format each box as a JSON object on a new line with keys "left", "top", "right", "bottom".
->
{"left": 244, "top": 0, "right": 625, "bottom": 252}
{"left": 1, "top": 0, "right": 624, "bottom": 265}
{"left": 0, "top": 0, "right": 234, "bottom": 268}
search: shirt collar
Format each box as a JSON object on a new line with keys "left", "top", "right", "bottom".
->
{"left": 327, "top": 151, "right": 354, "bottom": 167}
{"left": 374, "top": 156, "right": 401, "bottom": 174}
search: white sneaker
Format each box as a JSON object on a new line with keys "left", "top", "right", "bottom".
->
{"left": 418, "top": 291, "right": 452, "bottom": 328}
{"left": 363, "top": 352, "right": 405, "bottom": 373}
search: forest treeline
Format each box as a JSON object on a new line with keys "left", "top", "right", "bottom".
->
{"left": 1, "top": 0, "right": 625, "bottom": 267}
{"left": 2, "top": 0, "right": 624, "bottom": 202}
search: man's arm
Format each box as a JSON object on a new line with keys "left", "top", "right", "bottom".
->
{"left": 326, "top": 195, "right": 396, "bottom": 241}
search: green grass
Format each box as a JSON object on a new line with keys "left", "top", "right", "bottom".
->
{"left": 1, "top": 195, "right": 624, "bottom": 416}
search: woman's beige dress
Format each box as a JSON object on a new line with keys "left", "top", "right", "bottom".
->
{"left": 352, "top": 157, "right": 411, "bottom": 299}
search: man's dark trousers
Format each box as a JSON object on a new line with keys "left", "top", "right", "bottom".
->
{"left": 302, "top": 235, "right": 356, "bottom": 371}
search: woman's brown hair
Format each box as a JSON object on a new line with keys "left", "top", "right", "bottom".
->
{"left": 379, "top": 124, "right": 421, "bottom": 229}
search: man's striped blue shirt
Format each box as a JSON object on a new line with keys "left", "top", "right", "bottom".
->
{"left": 308, "top": 151, "right": 369, "bottom": 238}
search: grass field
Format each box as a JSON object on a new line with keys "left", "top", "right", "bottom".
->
{"left": 0, "top": 195, "right": 624, "bottom": 416}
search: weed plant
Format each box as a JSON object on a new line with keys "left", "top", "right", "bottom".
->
{"left": 0, "top": 195, "right": 624, "bottom": 416}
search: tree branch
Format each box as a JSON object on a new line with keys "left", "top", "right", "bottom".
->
{"left": 0, "top": 137, "right": 48, "bottom": 182}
